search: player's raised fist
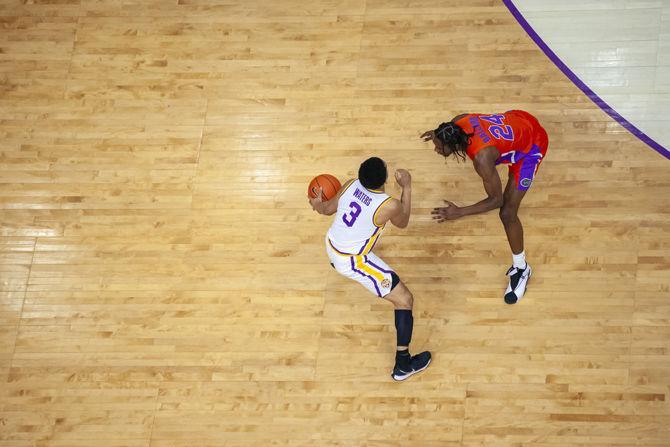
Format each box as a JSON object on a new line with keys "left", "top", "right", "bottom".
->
{"left": 394, "top": 169, "right": 411, "bottom": 187}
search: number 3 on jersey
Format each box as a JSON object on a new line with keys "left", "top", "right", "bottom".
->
{"left": 480, "top": 114, "right": 514, "bottom": 141}
{"left": 342, "top": 201, "right": 362, "bottom": 227}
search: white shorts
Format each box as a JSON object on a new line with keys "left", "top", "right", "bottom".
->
{"left": 326, "top": 237, "right": 396, "bottom": 298}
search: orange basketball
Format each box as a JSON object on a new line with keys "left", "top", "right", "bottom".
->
{"left": 308, "top": 174, "right": 342, "bottom": 201}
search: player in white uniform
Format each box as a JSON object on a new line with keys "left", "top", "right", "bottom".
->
{"left": 309, "top": 157, "right": 431, "bottom": 381}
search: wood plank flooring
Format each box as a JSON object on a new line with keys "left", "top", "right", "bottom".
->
{"left": 0, "top": 1, "right": 668, "bottom": 445}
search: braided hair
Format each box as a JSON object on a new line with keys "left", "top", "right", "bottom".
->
{"left": 434, "top": 121, "right": 472, "bottom": 162}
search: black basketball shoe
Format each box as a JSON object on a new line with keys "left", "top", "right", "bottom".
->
{"left": 391, "top": 351, "right": 432, "bottom": 381}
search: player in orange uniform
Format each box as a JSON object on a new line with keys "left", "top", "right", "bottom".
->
{"left": 421, "top": 110, "right": 548, "bottom": 304}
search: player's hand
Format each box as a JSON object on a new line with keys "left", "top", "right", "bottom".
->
{"left": 309, "top": 187, "right": 324, "bottom": 211}
{"left": 431, "top": 200, "right": 462, "bottom": 222}
{"left": 420, "top": 130, "right": 435, "bottom": 142}
{"left": 394, "top": 169, "right": 411, "bottom": 188}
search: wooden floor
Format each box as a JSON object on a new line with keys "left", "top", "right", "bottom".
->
{"left": 514, "top": 0, "right": 670, "bottom": 154}
{"left": 1, "top": 1, "right": 669, "bottom": 446}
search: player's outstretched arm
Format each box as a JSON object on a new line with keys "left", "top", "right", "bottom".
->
{"left": 432, "top": 147, "right": 503, "bottom": 222}
{"left": 389, "top": 169, "right": 412, "bottom": 228}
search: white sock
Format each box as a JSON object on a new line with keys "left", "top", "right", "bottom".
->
{"left": 512, "top": 251, "right": 526, "bottom": 269}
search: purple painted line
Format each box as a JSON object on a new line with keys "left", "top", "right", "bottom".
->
{"left": 503, "top": 0, "right": 670, "bottom": 160}
{"left": 350, "top": 257, "right": 382, "bottom": 297}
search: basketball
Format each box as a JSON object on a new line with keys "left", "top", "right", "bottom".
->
{"left": 308, "top": 174, "right": 342, "bottom": 201}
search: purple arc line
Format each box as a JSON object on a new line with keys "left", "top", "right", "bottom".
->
{"left": 503, "top": 0, "right": 670, "bottom": 160}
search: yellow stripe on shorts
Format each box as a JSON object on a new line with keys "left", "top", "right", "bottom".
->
{"left": 354, "top": 256, "right": 385, "bottom": 282}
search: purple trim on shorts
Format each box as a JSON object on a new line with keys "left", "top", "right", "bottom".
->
{"left": 350, "top": 257, "right": 382, "bottom": 297}
{"left": 328, "top": 238, "right": 354, "bottom": 256}
{"left": 364, "top": 255, "right": 393, "bottom": 274}
{"left": 503, "top": 0, "right": 670, "bottom": 160}
{"left": 528, "top": 144, "right": 542, "bottom": 156}
{"left": 498, "top": 151, "right": 516, "bottom": 164}
{"left": 517, "top": 155, "right": 541, "bottom": 191}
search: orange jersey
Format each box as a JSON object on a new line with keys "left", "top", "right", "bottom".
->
{"left": 455, "top": 110, "right": 545, "bottom": 165}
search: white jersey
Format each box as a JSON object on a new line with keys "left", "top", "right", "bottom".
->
{"left": 327, "top": 179, "right": 393, "bottom": 256}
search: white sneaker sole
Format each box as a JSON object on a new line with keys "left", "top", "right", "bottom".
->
{"left": 391, "top": 357, "right": 432, "bottom": 382}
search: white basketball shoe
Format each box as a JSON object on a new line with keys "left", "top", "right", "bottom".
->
{"left": 504, "top": 264, "right": 532, "bottom": 304}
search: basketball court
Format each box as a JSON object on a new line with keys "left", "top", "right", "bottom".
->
{"left": 1, "top": 1, "right": 669, "bottom": 445}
